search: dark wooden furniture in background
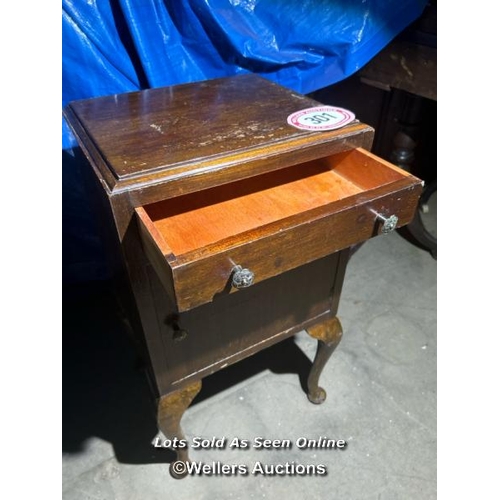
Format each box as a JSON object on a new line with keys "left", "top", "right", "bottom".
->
{"left": 359, "top": 13, "right": 437, "bottom": 257}
{"left": 64, "top": 74, "right": 422, "bottom": 478}
{"left": 311, "top": 2, "right": 436, "bottom": 258}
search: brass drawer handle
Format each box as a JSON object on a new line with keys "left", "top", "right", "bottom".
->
{"left": 231, "top": 265, "right": 255, "bottom": 289}
{"left": 372, "top": 211, "right": 399, "bottom": 234}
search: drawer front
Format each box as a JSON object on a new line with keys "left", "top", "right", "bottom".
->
{"left": 136, "top": 149, "right": 423, "bottom": 312}
{"left": 137, "top": 186, "right": 421, "bottom": 313}
{"left": 177, "top": 184, "right": 418, "bottom": 311}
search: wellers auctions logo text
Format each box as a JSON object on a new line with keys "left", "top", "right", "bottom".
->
{"left": 170, "top": 460, "right": 327, "bottom": 477}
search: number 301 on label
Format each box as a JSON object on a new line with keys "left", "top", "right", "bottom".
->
{"left": 287, "top": 106, "right": 355, "bottom": 131}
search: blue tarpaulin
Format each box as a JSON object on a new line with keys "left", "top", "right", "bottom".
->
{"left": 62, "top": 0, "right": 427, "bottom": 149}
{"left": 62, "top": 0, "right": 427, "bottom": 282}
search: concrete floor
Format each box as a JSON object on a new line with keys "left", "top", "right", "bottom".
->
{"left": 63, "top": 210, "right": 437, "bottom": 500}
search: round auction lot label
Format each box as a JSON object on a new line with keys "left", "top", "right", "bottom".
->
{"left": 287, "top": 106, "right": 355, "bottom": 131}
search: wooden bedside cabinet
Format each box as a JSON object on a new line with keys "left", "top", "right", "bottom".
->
{"left": 64, "top": 74, "right": 422, "bottom": 476}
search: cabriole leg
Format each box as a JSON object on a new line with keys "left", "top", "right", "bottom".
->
{"left": 157, "top": 380, "right": 202, "bottom": 477}
{"left": 306, "top": 316, "right": 343, "bottom": 404}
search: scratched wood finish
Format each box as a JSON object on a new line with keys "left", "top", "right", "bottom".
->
{"left": 64, "top": 74, "right": 375, "bottom": 204}
{"left": 66, "top": 74, "right": 365, "bottom": 180}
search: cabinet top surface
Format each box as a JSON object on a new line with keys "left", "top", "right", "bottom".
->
{"left": 65, "top": 74, "right": 370, "bottom": 185}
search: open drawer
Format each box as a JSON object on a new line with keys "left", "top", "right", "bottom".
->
{"left": 136, "top": 148, "right": 423, "bottom": 312}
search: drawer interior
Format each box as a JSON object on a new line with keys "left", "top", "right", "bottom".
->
{"left": 141, "top": 148, "right": 408, "bottom": 256}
